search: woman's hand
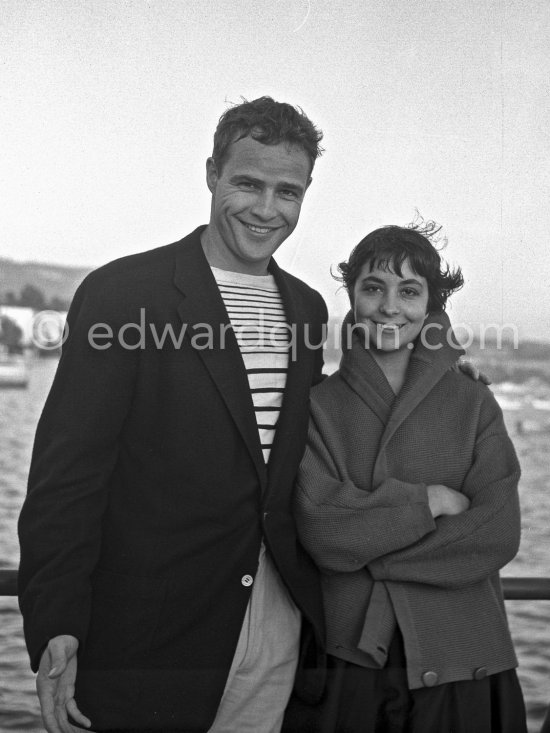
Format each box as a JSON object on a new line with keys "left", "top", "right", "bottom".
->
{"left": 427, "top": 484, "right": 470, "bottom": 518}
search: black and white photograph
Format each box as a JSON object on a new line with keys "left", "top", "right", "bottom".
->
{"left": 1, "top": 2, "right": 549, "bottom": 732}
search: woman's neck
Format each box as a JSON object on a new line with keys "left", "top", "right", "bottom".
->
{"left": 370, "top": 346, "right": 412, "bottom": 395}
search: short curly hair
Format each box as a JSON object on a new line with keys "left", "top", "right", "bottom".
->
{"left": 336, "top": 218, "right": 464, "bottom": 313}
{"left": 212, "top": 96, "right": 324, "bottom": 174}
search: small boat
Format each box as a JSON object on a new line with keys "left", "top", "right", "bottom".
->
{"left": 0, "top": 355, "right": 29, "bottom": 388}
{"left": 493, "top": 394, "right": 524, "bottom": 411}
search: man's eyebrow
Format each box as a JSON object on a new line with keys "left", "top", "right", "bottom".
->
{"left": 229, "top": 174, "right": 305, "bottom": 195}
{"left": 229, "top": 174, "right": 262, "bottom": 184}
{"left": 277, "top": 180, "right": 305, "bottom": 191}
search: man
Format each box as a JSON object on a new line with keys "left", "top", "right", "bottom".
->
{"left": 18, "top": 96, "right": 327, "bottom": 733}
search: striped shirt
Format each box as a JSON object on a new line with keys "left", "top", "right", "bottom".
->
{"left": 211, "top": 267, "right": 289, "bottom": 463}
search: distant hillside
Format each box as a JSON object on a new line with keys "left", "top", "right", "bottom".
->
{"left": 0, "top": 257, "right": 91, "bottom": 306}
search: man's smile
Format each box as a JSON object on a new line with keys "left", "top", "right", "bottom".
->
{"left": 239, "top": 220, "right": 281, "bottom": 235}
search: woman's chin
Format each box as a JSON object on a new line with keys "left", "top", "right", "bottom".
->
{"left": 368, "top": 338, "right": 406, "bottom": 352}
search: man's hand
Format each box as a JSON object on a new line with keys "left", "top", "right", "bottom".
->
{"left": 427, "top": 484, "right": 470, "bottom": 518}
{"left": 456, "top": 359, "right": 491, "bottom": 385}
{"left": 37, "top": 635, "right": 92, "bottom": 733}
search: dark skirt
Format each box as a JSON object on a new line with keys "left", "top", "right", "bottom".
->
{"left": 283, "top": 629, "right": 527, "bottom": 733}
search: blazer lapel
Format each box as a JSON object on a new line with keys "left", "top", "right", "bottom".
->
{"left": 264, "top": 260, "right": 311, "bottom": 475}
{"left": 173, "top": 230, "right": 266, "bottom": 484}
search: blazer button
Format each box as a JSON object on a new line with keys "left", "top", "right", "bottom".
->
{"left": 421, "top": 671, "right": 438, "bottom": 687}
{"left": 241, "top": 575, "right": 254, "bottom": 587}
{"left": 474, "top": 666, "right": 488, "bottom": 680}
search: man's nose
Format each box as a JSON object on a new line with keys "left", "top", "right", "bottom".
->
{"left": 250, "top": 190, "right": 277, "bottom": 220}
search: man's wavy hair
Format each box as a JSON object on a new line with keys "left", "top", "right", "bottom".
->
{"left": 212, "top": 96, "right": 324, "bottom": 174}
{"left": 335, "top": 217, "right": 464, "bottom": 313}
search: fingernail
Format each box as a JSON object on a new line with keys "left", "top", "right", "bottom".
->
{"left": 48, "top": 666, "right": 58, "bottom": 677}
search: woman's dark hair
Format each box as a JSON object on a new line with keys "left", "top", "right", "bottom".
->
{"left": 212, "top": 96, "right": 324, "bottom": 174}
{"left": 335, "top": 218, "right": 464, "bottom": 313}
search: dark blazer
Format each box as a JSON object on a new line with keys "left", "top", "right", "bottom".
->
{"left": 18, "top": 226, "right": 328, "bottom": 731}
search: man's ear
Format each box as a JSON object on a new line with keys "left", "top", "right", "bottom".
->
{"left": 306, "top": 176, "right": 313, "bottom": 191}
{"left": 206, "top": 157, "right": 218, "bottom": 194}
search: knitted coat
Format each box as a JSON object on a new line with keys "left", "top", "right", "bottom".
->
{"left": 295, "top": 315, "right": 521, "bottom": 690}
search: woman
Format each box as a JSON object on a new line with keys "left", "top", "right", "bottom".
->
{"left": 288, "top": 222, "right": 526, "bottom": 732}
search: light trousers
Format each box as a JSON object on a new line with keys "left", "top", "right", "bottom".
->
{"left": 207, "top": 544, "right": 301, "bottom": 733}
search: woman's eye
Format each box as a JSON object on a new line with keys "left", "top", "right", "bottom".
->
{"left": 401, "top": 288, "right": 420, "bottom": 297}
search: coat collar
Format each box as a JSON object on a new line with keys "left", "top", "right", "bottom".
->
{"left": 338, "top": 313, "right": 395, "bottom": 425}
{"left": 339, "top": 310, "right": 465, "bottom": 476}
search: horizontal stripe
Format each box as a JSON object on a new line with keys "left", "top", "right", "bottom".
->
{"left": 250, "top": 387, "right": 285, "bottom": 394}
{"left": 249, "top": 382, "right": 286, "bottom": 393}
{"left": 246, "top": 368, "right": 288, "bottom": 374}
{"left": 241, "top": 352, "right": 289, "bottom": 364}
{"left": 220, "top": 294, "right": 284, "bottom": 303}
{"left": 223, "top": 305, "right": 284, "bottom": 313}
{"left": 219, "top": 286, "right": 282, "bottom": 296}
{"left": 213, "top": 267, "right": 289, "bottom": 465}
{"left": 236, "top": 336, "right": 289, "bottom": 343}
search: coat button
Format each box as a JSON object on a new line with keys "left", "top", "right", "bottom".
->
{"left": 474, "top": 666, "right": 487, "bottom": 680}
{"left": 421, "top": 671, "right": 439, "bottom": 687}
{"left": 241, "top": 575, "right": 254, "bottom": 587}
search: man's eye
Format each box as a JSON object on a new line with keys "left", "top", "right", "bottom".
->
{"left": 280, "top": 189, "right": 298, "bottom": 199}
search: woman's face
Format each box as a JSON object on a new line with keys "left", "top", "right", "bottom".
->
{"left": 352, "top": 259, "right": 430, "bottom": 352}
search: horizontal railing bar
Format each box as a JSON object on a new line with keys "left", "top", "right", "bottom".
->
{"left": 0, "top": 569, "right": 18, "bottom": 596}
{"left": 502, "top": 577, "right": 550, "bottom": 600}
{"left": 2, "top": 569, "right": 550, "bottom": 600}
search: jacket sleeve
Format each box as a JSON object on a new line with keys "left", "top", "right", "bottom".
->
{"left": 18, "top": 273, "right": 138, "bottom": 670}
{"left": 368, "top": 393, "right": 521, "bottom": 589}
{"left": 294, "top": 401, "right": 436, "bottom": 574}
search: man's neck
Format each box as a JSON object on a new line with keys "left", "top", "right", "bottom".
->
{"left": 200, "top": 226, "right": 270, "bottom": 276}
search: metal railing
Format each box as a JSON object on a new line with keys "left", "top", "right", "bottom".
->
{"left": 1, "top": 568, "right": 550, "bottom": 732}
{"left": 3, "top": 568, "right": 550, "bottom": 599}
{"left": 0, "top": 568, "right": 17, "bottom": 596}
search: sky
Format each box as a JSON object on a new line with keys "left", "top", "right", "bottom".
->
{"left": 1, "top": 0, "right": 549, "bottom": 340}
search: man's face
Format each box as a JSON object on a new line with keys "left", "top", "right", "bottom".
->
{"left": 203, "top": 135, "right": 311, "bottom": 274}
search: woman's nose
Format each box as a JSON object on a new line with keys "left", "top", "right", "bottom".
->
{"left": 380, "top": 293, "right": 400, "bottom": 314}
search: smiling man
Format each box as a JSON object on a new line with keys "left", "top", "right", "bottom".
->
{"left": 18, "top": 97, "right": 327, "bottom": 733}
{"left": 202, "top": 134, "right": 312, "bottom": 274}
